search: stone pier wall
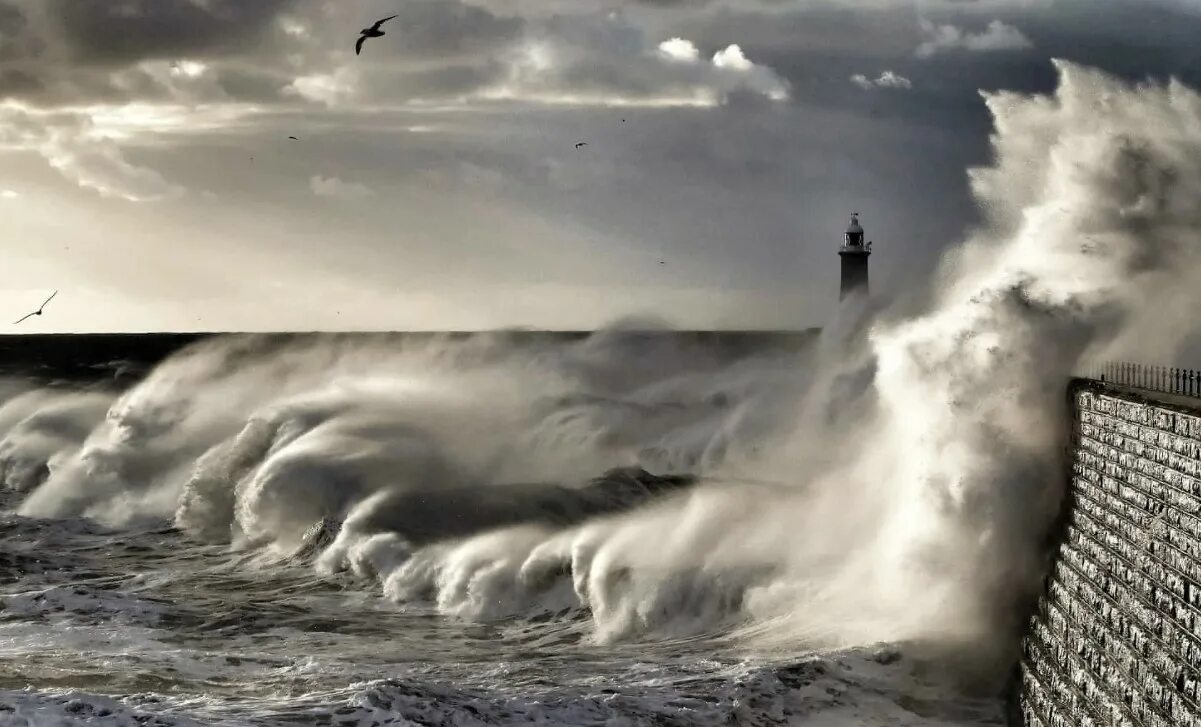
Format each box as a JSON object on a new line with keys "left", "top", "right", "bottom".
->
{"left": 1018, "top": 382, "right": 1201, "bottom": 727}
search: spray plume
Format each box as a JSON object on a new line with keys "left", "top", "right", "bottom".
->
{"left": 0, "top": 62, "right": 1199, "bottom": 688}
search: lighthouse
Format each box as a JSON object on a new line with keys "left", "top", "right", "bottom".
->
{"left": 838, "top": 213, "right": 871, "bottom": 301}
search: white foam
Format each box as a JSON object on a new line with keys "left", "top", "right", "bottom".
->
{"left": 3, "top": 60, "right": 1200, "bottom": 701}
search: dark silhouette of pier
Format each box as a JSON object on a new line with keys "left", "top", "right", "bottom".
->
{"left": 0, "top": 330, "right": 819, "bottom": 387}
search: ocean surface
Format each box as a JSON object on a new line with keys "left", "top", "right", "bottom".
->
{"left": 0, "top": 330, "right": 1007, "bottom": 726}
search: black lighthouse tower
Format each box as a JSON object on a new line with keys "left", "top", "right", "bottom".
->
{"left": 838, "top": 213, "right": 871, "bottom": 301}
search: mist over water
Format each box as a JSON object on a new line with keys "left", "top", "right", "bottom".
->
{"left": 3, "top": 62, "right": 1201, "bottom": 724}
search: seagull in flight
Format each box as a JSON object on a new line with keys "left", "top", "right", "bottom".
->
{"left": 14, "top": 290, "right": 57, "bottom": 325}
{"left": 575, "top": 142, "right": 587, "bottom": 149}
{"left": 288, "top": 136, "right": 298, "bottom": 140}
{"left": 356, "top": 15, "right": 398, "bottom": 55}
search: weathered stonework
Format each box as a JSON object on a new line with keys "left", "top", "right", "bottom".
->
{"left": 1018, "top": 384, "right": 1201, "bottom": 727}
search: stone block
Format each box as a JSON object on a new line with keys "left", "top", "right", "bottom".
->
{"left": 1021, "top": 388, "right": 1201, "bottom": 726}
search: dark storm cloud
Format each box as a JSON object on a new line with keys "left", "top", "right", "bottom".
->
{"left": 0, "top": 0, "right": 41, "bottom": 64}
{"left": 212, "top": 67, "right": 294, "bottom": 104}
{"left": 0, "top": 0, "right": 306, "bottom": 105}
{"left": 373, "top": 63, "right": 506, "bottom": 100}
{"left": 0, "top": 0, "right": 797, "bottom": 108}
{"left": 4, "top": 0, "right": 1197, "bottom": 109}
{"left": 4, "top": 0, "right": 1201, "bottom": 329}
{"left": 0, "top": 0, "right": 535, "bottom": 106}
{"left": 376, "top": 0, "right": 523, "bottom": 59}
{"left": 1014, "top": 2, "right": 1201, "bottom": 87}
{"left": 0, "top": 67, "right": 39, "bottom": 96}
{"left": 47, "top": 0, "right": 299, "bottom": 65}
{"left": 0, "top": 1, "right": 25, "bottom": 43}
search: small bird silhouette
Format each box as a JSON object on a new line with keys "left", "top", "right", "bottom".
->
{"left": 14, "top": 290, "right": 57, "bottom": 324}
{"left": 356, "top": 15, "right": 397, "bottom": 55}
{"left": 288, "top": 136, "right": 299, "bottom": 140}
{"left": 575, "top": 142, "right": 587, "bottom": 149}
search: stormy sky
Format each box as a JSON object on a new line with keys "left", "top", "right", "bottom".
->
{"left": 0, "top": 0, "right": 1198, "bottom": 332}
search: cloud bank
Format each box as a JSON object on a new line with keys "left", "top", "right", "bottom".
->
{"left": 850, "top": 71, "right": 912, "bottom": 91}
{"left": 917, "top": 19, "right": 1034, "bottom": 59}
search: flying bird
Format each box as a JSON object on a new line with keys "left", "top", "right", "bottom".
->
{"left": 13, "top": 290, "right": 57, "bottom": 325}
{"left": 288, "top": 136, "right": 299, "bottom": 140}
{"left": 356, "top": 15, "right": 398, "bottom": 55}
{"left": 575, "top": 142, "right": 587, "bottom": 149}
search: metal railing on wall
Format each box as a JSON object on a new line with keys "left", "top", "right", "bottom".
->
{"left": 1079, "top": 361, "right": 1201, "bottom": 398}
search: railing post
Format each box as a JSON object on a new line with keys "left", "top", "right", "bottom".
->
{"left": 1088, "top": 362, "right": 1201, "bottom": 397}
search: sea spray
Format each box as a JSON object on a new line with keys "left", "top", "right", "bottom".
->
{"left": 0, "top": 62, "right": 1198, "bottom": 696}
{"left": 0, "top": 388, "right": 113, "bottom": 493}
{"left": 833, "top": 60, "right": 1201, "bottom": 674}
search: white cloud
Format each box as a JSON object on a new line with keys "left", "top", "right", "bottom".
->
{"left": 658, "top": 37, "right": 700, "bottom": 63}
{"left": 916, "top": 19, "right": 1033, "bottom": 58}
{"left": 1, "top": 190, "right": 18, "bottom": 200}
{"left": 488, "top": 30, "right": 789, "bottom": 107}
{"left": 310, "top": 175, "right": 374, "bottom": 200}
{"left": 0, "top": 103, "right": 185, "bottom": 202}
{"left": 851, "top": 70, "right": 913, "bottom": 90}
{"left": 707, "top": 43, "right": 790, "bottom": 102}
{"left": 279, "top": 17, "right": 309, "bottom": 38}
{"left": 286, "top": 68, "right": 359, "bottom": 107}
{"left": 46, "top": 141, "right": 184, "bottom": 202}
{"left": 84, "top": 103, "right": 256, "bottom": 140}
{"left": 712, "top": 44, "right": 753, "bottom": 72}
{"left": 170, "top": 61, "right": 208, "bottom": 79}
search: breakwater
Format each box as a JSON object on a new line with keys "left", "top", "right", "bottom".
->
{"left": 1017, "top": 366, "right": 1201, "bottom": 727}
